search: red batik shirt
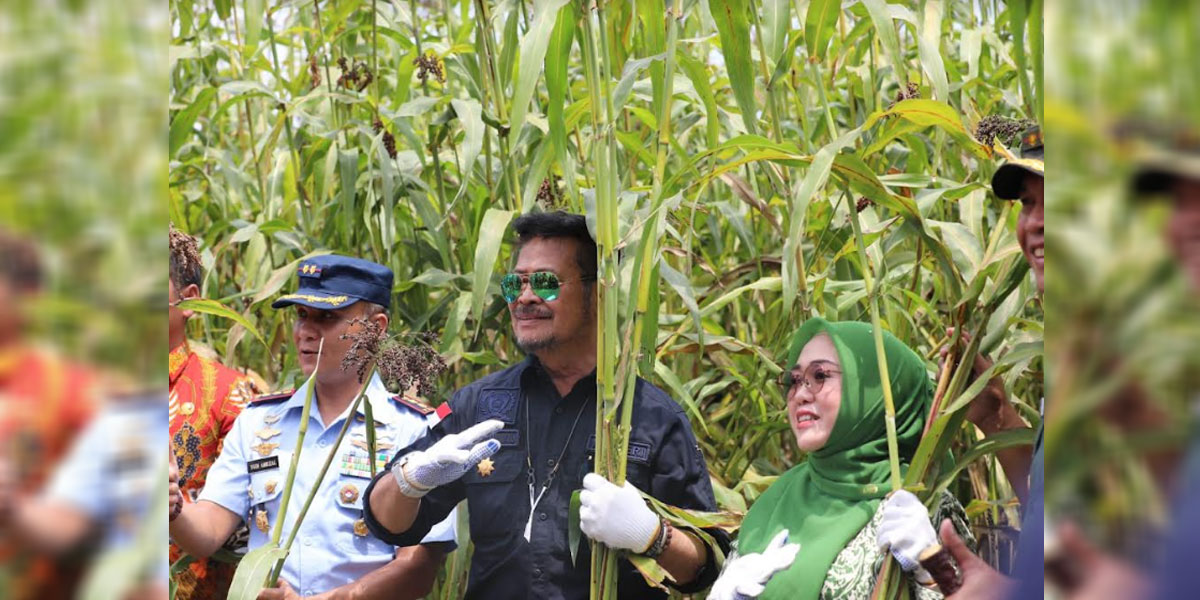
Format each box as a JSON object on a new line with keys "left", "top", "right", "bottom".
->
{"left": 0, "top": 346, "right": 98, "bottom": 600}
{"left": 168, "top": 343, "right": 258, "bottom": 600}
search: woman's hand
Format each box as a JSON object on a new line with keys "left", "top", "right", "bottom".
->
{"left": 876, "top": 490, "right": 936, "bottom": 585}
{"left": 708, "top": 530, "right": 800, "bottom": 600}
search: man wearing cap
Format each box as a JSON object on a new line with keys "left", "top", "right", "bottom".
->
{"left": 1132, "top": 136, "right": 1200, "bottom": 600}
{"left": 925, "top": 127, "right": 1044, "bottom": 600}
{"left": 168, "top": 254, "right": 457, "bottom": 599}
{"left": 362, "top": 212, "right": 728, "bottom": 599}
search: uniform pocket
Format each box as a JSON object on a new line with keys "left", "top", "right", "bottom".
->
{"left": 334, "top": 474, "right": 395, "bottom": 556}
{"left": 247, "top": 451, "right": 289, "bottom": 507}
{"left": 460, "top": 447, "right": 523, "bottom": 485}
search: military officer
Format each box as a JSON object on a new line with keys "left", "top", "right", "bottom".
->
{"left": 169, "top": 254, "right": 456, "bottom": 599}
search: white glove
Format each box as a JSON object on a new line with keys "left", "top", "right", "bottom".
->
{"left": 876, "top": 490, "right": 936, "bottom": 585}
{"left": 392, "top": 419, "right": 504, "bottom": 498}
{"left": 708, "top": 530, "right": 801, "bottom": 600}
{"left": 579, "top": 473, "right": 661, "bottom": 553}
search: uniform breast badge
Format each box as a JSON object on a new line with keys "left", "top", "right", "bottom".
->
{"left": 256, "top": 427, "right": 282, "bottom": 440}
{"left": 251, "top": 442, "right": 280, "bottom": 456}
{"left": 255, "top": 507, "right": 270, "bottom": 533}
{"left": 339, "top": 483, "right": 360, "bottom": 504}
{"left": 476, "top": 457, "right": 495, "bottom": 477}
{"left": 354, "top": 518, "right": 369, "bottom": 537}
{"left": 265, "top": 479, "right": 278, "bottom": 495}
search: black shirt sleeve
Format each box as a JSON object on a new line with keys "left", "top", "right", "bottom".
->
{"left": 363, "top": 400, "right": 468, "bottom": 547}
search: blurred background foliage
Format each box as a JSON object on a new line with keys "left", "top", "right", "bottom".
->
{"left": 170, "top": 0, "right": 1044, "bottom": 592}
{"left": 1044, "top": 0, "right": 1200, "bottom": 573}
{"left": 2, "top": 0, "right": 165, "bottom": 381}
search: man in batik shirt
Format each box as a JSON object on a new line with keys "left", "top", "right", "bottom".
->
{"left": 168, "top": 225, "right": 260, "bottom": 599}
{"left": 0, "top": 230, "right": 99, "bottom": 600}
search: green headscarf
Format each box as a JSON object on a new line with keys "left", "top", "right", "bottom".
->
{"left": 735, "top": 318, "right": 934, "bottom": 599}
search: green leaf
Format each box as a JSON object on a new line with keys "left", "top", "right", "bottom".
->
{"left": 450, "top": 98, "right": 484, "bottom": 202}
{"left": 917, "top": 0, "right": 949, "bottom": 102}
{"left": 545, "top": 3, "right": 577, "bottom": 193}
{"left": 569, "top": 489, "right": 582, "bottom": 567}
{"left": 862, "top": 0, "right": 906, "bottom": 85}
{"left": 928, "top": 427, "right": 1037, "bottom": 501}
{"left": 628, "top": 553, "right": 672, "bottom": 589}
{"left": 470, "top": 209, "right": 515, "bottom": 324}
{"left": 804, "top": 0, "right": 841, "bottom": 61}
{"left": 77, "top": 547, "right": 143, "bottom": 600}
{"left": 365, "top": 395, "right": 378, "bottom": 476}
{"left": 509, "top": 0, "right": 570, "bottom": 134}
{"left": 761, "top": 0, "right": 789, "bottom": 64}
{"left": 214, "top": 0, "right": 230, "bottom": 21}
{"left": 169, "top": 87, "right": 215, "bottom": 158}
{"left": 612, "top": 53, "right": 665, "bottom": 114}
{"left": 396, "top": 96, "right": 440, "bottom": 118}
{"left": 866, "top": 99, "right": 985, "bottom": 157}
{"left": 227, "top": 545, "right": 288, "bottom": 600}
{"left": 176, "top": 299, "right": 269, "bottom": 349}
{"left": 701, "top": 276, "right": 782, "bottom": 317}
{"left": 244, "top": 0, "right": 263, "bottom": 49}
{"left": 677, "top": 52, "right": 719, "bottom": 149}
{"left": 339, "top": 148, "right": 358, "bottom": 212}
{"left": 782, "top": 125, "right": 865, "bottom": 311}
{"left": 654, "top": 360, "right": 709, "bottom": 435}
{"left": 219, "top": 80, "right": 278, "bottom": 102}
{"left": 707, "top": 0, "right": 757, "bottom": 134}
{"left": 251, "top": 252, "right": 331, "bottom": 305}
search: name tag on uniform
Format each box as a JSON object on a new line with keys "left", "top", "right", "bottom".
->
{"left": 495, "top": 428, "right": 521, "bottom": 447}
{"left": 585, "top": 436, "right": 652, "bottom": 466}
{"left": 248, "top": 456, "right": 280, "bottom": 473}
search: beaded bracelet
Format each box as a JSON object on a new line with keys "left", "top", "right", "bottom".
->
{"left": 643, "top": 518, "right": 672, "bottom": 559}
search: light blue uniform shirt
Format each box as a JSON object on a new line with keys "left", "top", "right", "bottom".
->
{"left": 199, "top": 373, "right": 455, "bottom": 596}
{"left": 43, "top": 394, "right": 169, "bottom": 581}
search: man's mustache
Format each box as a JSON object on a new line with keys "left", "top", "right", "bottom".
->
{"left": 513, "top": 307, "right": 552, "bottom": 319}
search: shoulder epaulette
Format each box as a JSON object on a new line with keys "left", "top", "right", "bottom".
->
{"left": 249, "top": 390, "right": 294, "bottom": 405}
{"left": 390, "top": 394, "right": 434, "bottom": 415}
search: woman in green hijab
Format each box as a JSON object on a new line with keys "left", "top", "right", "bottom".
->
{"left": 708, "top": 318, "right": 974, "bottom": 600}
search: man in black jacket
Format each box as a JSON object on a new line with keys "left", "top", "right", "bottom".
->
{"left": 364, "top": 211, "right": 728, "bottom": 599}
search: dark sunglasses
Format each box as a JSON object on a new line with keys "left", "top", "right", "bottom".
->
{"left": 499, "top": 271, "right": 596, "bottom": 303}
{"left": 776, "top": 363, "right": 841, "bottom": 395}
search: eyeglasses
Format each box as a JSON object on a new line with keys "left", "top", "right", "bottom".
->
{"left": 499, "top": 271, "right": 596, "bottom": 303}
{"left": 776, "top": 363, "right": 841, "bottom": 395}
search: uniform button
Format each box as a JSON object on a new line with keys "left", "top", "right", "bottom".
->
{"left": 555, "top": 406, "right": 563, "bottom": 414}
{"left": 546, "top": 458, "right": 555, "bottom": 468}
{"left": 318, "top": 439, "right": 329, "bottom": 448}
{"left": 532, "top": 567, "right": 542, "bottom": 578}
{"left": 304, "top": 537, "right": 313, "bottom": 546}
{"left": 538, "top": 512, "right": 547, "bottom": 521}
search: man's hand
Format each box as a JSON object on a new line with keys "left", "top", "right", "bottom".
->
{"left": 391, "top": 420, "right": 503, "bottom": 498}
{"left": 708, "top": 530, "right": 800, "bottom": 600}
{"left": 877, "top": 491, "right": 936, "bottom": 585}
{"left": 257, "top": 579, "right": 303, "bottom": 600}
{"left": 579, "top": 473, "right": 660, "bottom": 553}
{"left": 1055, "top": 522, "right": 1153, "bottom": 600}
{"left": 940, "top": 329, "right": 1008, "bottom": 430}
{"left": 939, "top": 520, "right": 1013, "bottom": 600}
